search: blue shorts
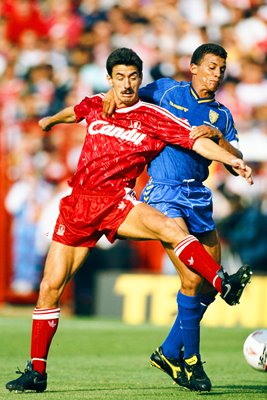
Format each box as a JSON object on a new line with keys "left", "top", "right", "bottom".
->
{"left": 140, "top": 178, "right": 215, "bottom": 234}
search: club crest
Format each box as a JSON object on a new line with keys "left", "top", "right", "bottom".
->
{"left": 209, "top": 110, "right": 219, "bottom": 124}
{"left": 57, "top": 224, "right": 65, "bottom": 236}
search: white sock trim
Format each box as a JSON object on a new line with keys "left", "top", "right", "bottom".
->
{"left": 212, "top": 275, "right": 219, "bottom": 288}
{"left": 32, "top": 307, "right": 60, "bottom": 320}
{"left": 31, "top": 358, "right": 47, "bottom": 363}
{"left": 174, "top": 235, "right": 198, "bottom": 256}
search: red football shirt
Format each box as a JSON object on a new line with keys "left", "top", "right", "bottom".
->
{"left": 70, "top": 94, "right": 194, "bottom": 192}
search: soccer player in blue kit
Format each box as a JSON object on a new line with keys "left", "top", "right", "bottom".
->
{"left": 138, "top": 43, "right": 247, "bottom": 392}
{"left": 100, "top": 43, "right": 253, "bottom": 392}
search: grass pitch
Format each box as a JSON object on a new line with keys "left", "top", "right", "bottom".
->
{"left": 0, "top": 315, "right": 266, "bottom": 399}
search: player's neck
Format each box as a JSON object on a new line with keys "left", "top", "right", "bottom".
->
{"left": 192, "top": 83, "right": 215, "bottom": 99}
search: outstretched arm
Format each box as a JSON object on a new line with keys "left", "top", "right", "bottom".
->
{"left": 39, "top": 106, "right": 76, "bottom": 131}
{"left": 192, "top": 137, "right": 253, "bottom": 185}
{"left": 190, "top": 125, "right": 242, "bottom": 175}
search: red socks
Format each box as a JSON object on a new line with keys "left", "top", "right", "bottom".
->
{"left": 174, "top": 235, "right": 223, "bottom": 293}
{"left": 29, "top": 236, "right": 221, "bottom": 375}
{"left": 31, "top": 307, "right": 60, "bottom": 374}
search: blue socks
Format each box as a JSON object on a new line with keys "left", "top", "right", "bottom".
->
{"left": 162, "top": 291, "right": 216, "bottom": 360}
{"left": 161, "top": 313, "right": 183, "bottom": 359}
{"left": 178, "top": 291, "right": 201, "bottom": 359}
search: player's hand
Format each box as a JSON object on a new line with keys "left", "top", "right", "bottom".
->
{"left": 102, "top": 89, "right": 116, "bottom": 117}
{"left": 39, "top": 117, "right": 53, "bottom": 131}
{"left": 230, "top": 158, "right": 254, "bottom": 185}
{"left": 190, "top": 125, "right": 222, "bottom": 140}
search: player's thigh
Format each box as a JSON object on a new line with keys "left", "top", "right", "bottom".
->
{"left": 42, "top": 241, "right": 90, "bottom": 289}
{"left": 117, "top": 203, "right": 188, "bottom": 243}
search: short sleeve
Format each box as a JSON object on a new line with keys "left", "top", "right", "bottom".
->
{"left": 74, "top": 97, "right": 91, "bottom": 122}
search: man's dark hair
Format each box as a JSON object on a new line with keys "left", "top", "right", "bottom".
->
{"left": 191, "top": 43, "right": 228, "bottom": 65}
{"left": 106, "top": 48, "right": 143, "bottom": 76}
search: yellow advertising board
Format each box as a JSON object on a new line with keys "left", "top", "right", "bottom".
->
{"left": 112, "top": 274, "right": 266, "bottom": 328}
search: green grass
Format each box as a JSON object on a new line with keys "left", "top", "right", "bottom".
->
{"left": 0, "top": 316, "right": 266, "bottom": 399}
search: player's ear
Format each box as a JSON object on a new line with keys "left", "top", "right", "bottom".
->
{"left": 106, "top": 74, "right": 113, "bottom": 87}
{"left": 190, "top": 64, "right": 198, "bottom": 76}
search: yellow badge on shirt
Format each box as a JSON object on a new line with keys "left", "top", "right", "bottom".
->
{"left": 209, "top": 110, "right": 219, "bottom": 124}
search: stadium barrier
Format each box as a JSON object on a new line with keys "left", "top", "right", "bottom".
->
{"left": 95, "top": 272, "right": 267, "bottom": 328}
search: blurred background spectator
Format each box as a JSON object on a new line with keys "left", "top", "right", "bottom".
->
{"left": 0, "top": 0, "right": 266, "bottom": 308}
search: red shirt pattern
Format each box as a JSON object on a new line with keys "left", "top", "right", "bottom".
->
{"left": 71, "top": 94, "right": 194, "bottom": 193}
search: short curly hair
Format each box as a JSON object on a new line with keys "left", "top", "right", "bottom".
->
{"left": 191, "top": 43, "right": 227, "bottom": 65}
{"left": 106, "top": 48, "right": 143, "bottom": 77}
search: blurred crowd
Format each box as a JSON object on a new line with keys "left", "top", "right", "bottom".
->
{"left": 1, "top": 0, "right": 267, "bottom": 295}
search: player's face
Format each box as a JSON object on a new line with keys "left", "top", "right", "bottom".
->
{"left": 107, "top": 65, "right": 142, "bottom": 108}
{"left": 191, "top": 54, "right": 226, "bottom": 96}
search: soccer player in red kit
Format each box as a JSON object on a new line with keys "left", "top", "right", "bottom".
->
{"left": 6, "top": 48, "right": 253, "bottom": 393}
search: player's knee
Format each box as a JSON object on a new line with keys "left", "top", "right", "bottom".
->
{"left": 181, "top": 271, "right": 203, "bottom": 293}
{"left": 39, "top": 277, "right": 62, "bottom": 304}
{"left": 160, "top": 216, "right": 186, "bottom": 244}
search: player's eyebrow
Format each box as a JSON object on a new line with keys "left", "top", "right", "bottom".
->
{"left": 115, "top": 71, "right": 139, "bottom": 78}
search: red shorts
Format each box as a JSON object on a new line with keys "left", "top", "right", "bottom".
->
{"left": 52, "top": 188, "right": 139, "bottom": 247}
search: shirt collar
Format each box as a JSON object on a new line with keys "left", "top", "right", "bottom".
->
{"left": 190, "top": 84, "right": 215, "bottom": 104}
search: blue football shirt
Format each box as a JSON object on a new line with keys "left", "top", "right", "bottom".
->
{"left": 139, "top": 78, "right": 239, "bottom": 182}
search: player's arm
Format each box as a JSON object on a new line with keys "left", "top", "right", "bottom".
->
{"left": 192, "top": 137, "right": 253, "bottom": 185}
{"left": 190, "top": 123, "right": 242, "bottom": 176}
{"left": 217, "top": 136, "right": 242, "bottom": 176}
{"left": 39, "top": 106, "right": 76, "bottom": 131}
{"left": 216, "top": 130, "right": 243, "bottom": 176}
{"left": 102, "top": 89, "right": 116, "bottom": 117}
{"left": 189, "top": 125, "right": 242, "bottom": 158}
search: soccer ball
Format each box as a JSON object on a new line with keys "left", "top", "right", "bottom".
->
{"left": 243, "top": 329, "right": 267, "bottom": 371}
